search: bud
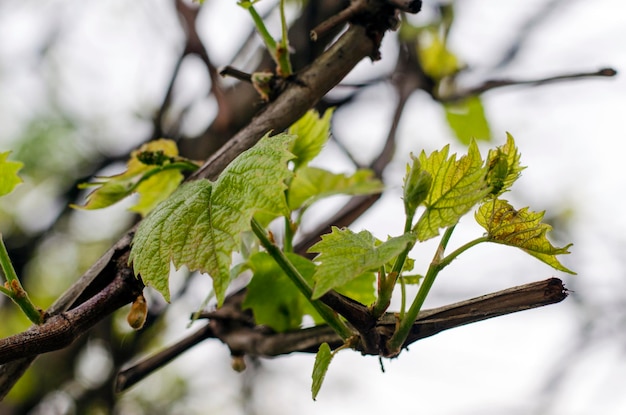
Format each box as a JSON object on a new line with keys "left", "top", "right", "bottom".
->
{"left": 403, "top": 155, "right": 432, "bottom": 216}
{"left": 127, "top": 294, "right": 148, "bottom": 330}
{"left": 231, "top": 355, "right": 247, "bottom": 372}
{"left": 486, "top": 149, "right": 509, "bottom": 196}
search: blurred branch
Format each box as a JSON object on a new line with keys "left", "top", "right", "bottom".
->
{"left": 440, "top": 67, "right": 618, "bottom": 102}
{"left": 115, "top": 278, "right": 567, "bottom": 392}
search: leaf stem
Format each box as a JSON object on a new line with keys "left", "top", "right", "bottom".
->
{"left": 386, "top": 226, "right": 456, "bottom": 355}
{"left": 250, "top": 218, "right": 353, "bottom": 340}
{"left": 0, "top": 234, "right": 44, "bottom": 324}
{"left": 245, "top": 3, "right": 278, "bottom": 65}
{"left": 283, "top": 216, "right": 294, "bottom": 253}
{"left": 439, "top": 235, "right": 489, "bottom": 269}
{"left": 371, "top": 213, "right": 415, "bottom": 319}
{"left": 276, "top": 0, "right": 293, "bottom": 76}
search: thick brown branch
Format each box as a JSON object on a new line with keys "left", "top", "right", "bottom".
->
{"left": 218, "top": 278, "right": 569, "bottom": 357}
{"left": 0, "top": 259, "right": 143, "bottom": 365}
{"left": 113, "top": 278, "right": 568, "bottom": 392}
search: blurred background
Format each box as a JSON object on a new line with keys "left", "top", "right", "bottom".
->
{"left": 0, "top": 0, "right": 625, "bottom": 414}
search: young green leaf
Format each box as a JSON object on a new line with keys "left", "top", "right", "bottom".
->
{"left": 476, "top": 199, "right": 575, "bottom": 273}
{"left": 242, "top": 252, "right": 317, "bottom": 332}
{"left": 443, "top": 96, "right": 491, "bottom": 144}
{"left": 287, "top": 167, "right": 384, "bottom": 211}
{"left": 416, "top": 27, "right": 460, "bottom": 81}
{"left": 312, "top": 342, "right": 333, "bottom": 400}
{"left": 309, "top": 227, "right": 416, "bottom": 299}
{"left": 288, "top": 109, "right": 333, "bottom": 170}
{"left": 414, "top": 141, "right": 490, "bottom": 241}
{"left": 129, "top": 169, "right": 184, "bottom": 217}
{"left": 334, "top": 273, "right": 376, "bottom": 307}
{"left": 403, "top": 154, "right": 432, "bottom": 218}
{"left": 485, "top": 132, "right": 525, "bottom": 197}
{"left": 73, "top": 139, "right": 191, "bottom": 216}
{"left": 130, "top": 133, "right": 296, "bottom": 304}
{"left": 0, "top": 152, "right": 23, "bottom": 197}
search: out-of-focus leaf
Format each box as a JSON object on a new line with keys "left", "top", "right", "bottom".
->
{"left": 242, "top": 252, "right": 317, "bottom": 332}
{"left": 288, "top": 109, "right": 333, "bottom": 170}
{"left": 287, "top": 167, "right": 383, "bottom": 211}
{"left": 417, "top": 28, "right": 460, "bottom": 81}
{"left": 443, "top": 96, "right": 491, "bottom": 144}
{"left": 0, "top": 152, "right": 23, "bottom": 197}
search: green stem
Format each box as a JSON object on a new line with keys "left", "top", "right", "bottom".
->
{"left": 0, "top": 234, "right": 44, "bottom": 324}
{"left": 438, "top": 235, "right": 489, "bottom": 269}
{"left": 399, "top": 274, "right": 407, "bottom": 319}
{"left": 283, "top": 216, "right": 294, "bottom": 253}
{"left": 370, "top": 213, "right": 415, "bottom": 319}
{"left": 386, "top": 225, "right": 456, "bottom": 355}
{"left": 250, "top": 218, "right": 353, "bottom": 340}
{"left": 276, "top": 0, "right": 292, "bottom": 76}
{"left": 246, "top": 4, "right": 278, "bottom": 62}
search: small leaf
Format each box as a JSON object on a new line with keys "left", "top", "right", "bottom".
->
{"left": 288, "top": 167, "right": 384, "bottom": 211}
{"left": 242, "top": 252, "right": 317, "bottom": 332}
{"left": 73, "top": 139, "right": 188, "bottom": 215}
{"left": 129, "top": 169, "right": 184, "bottom": 217}
{"left": 288, "top": 109, "right": 333, "bottom": 170}
{"left": 130, "top": 133, "right": 296, "bottom": 304}
{"left": 309, "top": 228, "right": 416, "bottom": 299}
{"left": 476, "top": 199, "right": 575, "bottom": 273}
{"left": 400, "top": 274, "right": 423, "bottom": 285}
{"left": 485, "top": 132, "right": 525, "bottom": 197}
{"left": 0, "top": 152, "right": 23, "bottom": 197}
{"left": 403, "top": 154, "right": 432, "bottom": 217}
{"left": 417, "top": 28, "right": 460, "bottom": 81}
{"left": 415, "top": 141, "right": 490, "bottom": 241}
{"left": 443, "top": 96, "right": 491, "bottom": 144}
{"left": 312, "top": 342, "right": 333, "bottom": 400}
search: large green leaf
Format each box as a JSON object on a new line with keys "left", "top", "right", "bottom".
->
{"left": 309, "top": 227, "right": 416, "bottom": 299}
{"left": 287, "top": 167, "right": 384, "bottom": 211}
{"left": 288, "top": 108, "right": 333, "bottom": 170}
{"left": 476, "top": 199, "right": 575, "bottom": 273}
{"left": 443, "top": 96, "right": 491, "bottom": 144}
{"left": 0, "top": 152, "right": 23, "bottom": 197}
{"left": 130, "top": 133, "right": 295, "bottom": 304}
{"left": 415, "top": 141, "right": 490, "bottom": 241}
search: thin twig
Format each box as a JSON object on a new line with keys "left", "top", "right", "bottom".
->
{"left": 440, "top": 68, "right": 617, "bottom": 102}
